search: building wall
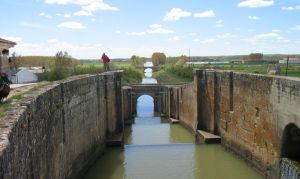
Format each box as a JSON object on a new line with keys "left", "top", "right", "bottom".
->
{"left": 11, "top": 70, "right": 38, "bottom": 84}
{"left": 0, "top": 72, "right": 123, "bottom": 179}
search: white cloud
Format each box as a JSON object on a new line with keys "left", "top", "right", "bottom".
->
{"left": 44, "top": 0, "right": 118, "bottom": 16}
{"left": 147, "top": 24, "right": 175, "bottom": 34}
{"left": 2, "top": 36, "right": 22, "bottom": 43}
{"left": 272, "top": 29, "right": 281, "bottom": 32}
{"left": 149, "top": 24, "right": 162, "bottom": 29}
{"left": 194, "top": 10, "right": 215, "bottom": 18}
{"left": 216, "top": 20, "right": 223, "bottom": 24}
{"left": 238, "top": 0, "right": 274, "bottom": 8}
{"left": 126, "top": 32, "right": 146, "bottom": 36}
{"left": 246, "top": 32, "right": 285, "bottom": 43}
{"left": 56, "top": 13, "right": 72, "bottom": 18}
{"left": 11, "top": 39, "right": 103, "bottom": 59}
{"left": 20, "top": 21, "right": 41, "bottom": 28}
{"left": 248, "top": 16, "right": 261, "bottom": 20}
{"left": 168, "top": 36, "right": 180, "bottom": 41}
{"left": 201, "top": 38, "right": 217, "bottom": 44}
{"left": 39, "top": 12, "right": 53, "bottom": 19}
{"left": 47, "top": 39, "right": 59, "bottom": 43}
{"left": 64, "top": 14, "right": 72, "bottom": 18}
{"left": 282, "top": 6, "right": 300, "bottom": 11}
{"left": 164, "top": 8, "right": 192, "bottom": 21}
{"left": 125, "top": 24, "right": 175, "bottom": 36}
{"left": 74, "top": 10, "right": 93, "bottom": 16}
{"left": 57, "top": 22, "right": 86, "bottom": 29}
{"left": 291, "top": 25, "right": 300, "bottom": 30}
{"left": 193, "top": 38, "right": 200, "bottom": 42}
{"left": 82, "top": 1, "right": 118, "bottom": 12}
{"left": 217, "top": 33, "right": 236, "bottom": 39}
{"left": 215, "top": 19, "right": 224, "bottom": 28}
{"left": 216, "top": 24, "right": 224, "bottom": 28}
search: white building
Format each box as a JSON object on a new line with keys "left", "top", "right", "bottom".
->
{"left": 279, "top": 58, "right": 300, "bottom": 65}
{"left": 11, "top": 69, "right": 38, "bottom": 84}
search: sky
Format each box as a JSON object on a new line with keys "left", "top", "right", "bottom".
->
{"left": 0, "top": 0, "right": 300, "bottom": 59}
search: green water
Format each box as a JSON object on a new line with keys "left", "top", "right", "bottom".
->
{"left": 84, "top": 66, "right": 263, "bottom": 179}
{"left": 84, "top": 103, "right": 263, "bottom": 179}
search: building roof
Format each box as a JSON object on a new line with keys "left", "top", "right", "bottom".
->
{"left": 0, "top": 38, "right": 17, "bottom": 45}
{"left": 0, "top": 38, "right": 17, "bottom": 50}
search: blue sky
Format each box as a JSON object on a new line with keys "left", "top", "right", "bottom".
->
{"left": 0, "top": 0, "right": 300, "bottom": 59}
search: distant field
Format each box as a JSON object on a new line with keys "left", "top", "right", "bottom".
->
{"left": 17, "top": 56, "right": 55, "bottom": 67}
{"left": 79, "top": 60, "right": 132, "bottom": 68}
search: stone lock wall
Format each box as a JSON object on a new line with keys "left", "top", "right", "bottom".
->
{"left": 170, "top": 70, "right": 300, "bottom": 177}
{"left": 0, "top": 71, "right": 123, "bottom": 179}
{"left": 193, "top": 70, "right": 300, "bottom": 178}
{"left": 177, "top": 84, "right": 197, "bottom": 132}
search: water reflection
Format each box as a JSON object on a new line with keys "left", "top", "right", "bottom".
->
{"left": 144, "top": 68, "right": 152, "bottom": 78}
{"left": 137, "top": 95, "right": 154, "bottom": 117}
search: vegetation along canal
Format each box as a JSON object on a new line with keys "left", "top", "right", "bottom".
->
{"left": 84, "top": 62, "right": 263, "bottom": 179}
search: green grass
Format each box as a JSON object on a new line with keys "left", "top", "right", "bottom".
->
{"left": 153, "top": 70, "right": 193, "bottom": 84}
{"left": 80, "top": 61, "right": 131, "bottom": 68}
{"left": 278, "top": 66, "right": 300, "bottom": 78}
{"left": 122, "top": 67, "right": 143, "bottom": 84}
{"left": 0, "top": 83, "right": 50, "bottom": 117}
{"left": 0, "top": 94, "right": 25, "bottom": 117}
{"left": 158, "top": 63, "right": 300, "bottom": 83}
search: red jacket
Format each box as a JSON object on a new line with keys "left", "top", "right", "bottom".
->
{"left": 101, "top": 54, "right": 110, "bottom": 63}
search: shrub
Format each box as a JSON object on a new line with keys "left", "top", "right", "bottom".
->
{"left": 131, "top": 55, "right": 145, "bottom": 67}
{"left": 41, "top": 51, "right": 73, "bottom": 81}
{"left": 122, "top": 67, "right": 143, "bottom": 84}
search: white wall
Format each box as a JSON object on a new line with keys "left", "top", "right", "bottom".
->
{"left": 11, "top": 69, "right": 38, "bottom": 84}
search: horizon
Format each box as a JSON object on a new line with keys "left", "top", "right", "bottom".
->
{"left": 1, "top": 0, "right": 300, "bottom": 59}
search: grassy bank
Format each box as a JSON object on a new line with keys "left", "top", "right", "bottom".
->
{"left": 153, "top": 70, "right": 193, "bottom": 84}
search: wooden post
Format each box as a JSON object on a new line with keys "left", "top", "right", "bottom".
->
{"left": 285, "top": 56, "right": 289, "bottom": 76}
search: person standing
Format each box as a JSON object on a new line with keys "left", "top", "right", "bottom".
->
{"left": 101, "top": 53, "right": 110, "bottom": 72}
{"left": 0, "top": 49, "right": 12, "bottom": 81}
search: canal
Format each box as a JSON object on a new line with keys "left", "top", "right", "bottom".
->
{"left": 84, "top": 62, "right": 263, "bottom": 179}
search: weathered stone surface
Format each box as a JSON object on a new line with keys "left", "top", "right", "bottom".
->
{"left": 196, "top": 130, "right": 221, "bottom": 144}
{"left": 192, "top": 70, "right": 300, "bottom": 178}
{"left": 156, "top": 70, "right": 300, "bottom": 178}
{"left": 0, "top": 72, "right": 123, "bottom": 179}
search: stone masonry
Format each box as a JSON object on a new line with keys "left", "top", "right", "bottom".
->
{"left": 0, "top": 71, "right": 123, "bottom": 179}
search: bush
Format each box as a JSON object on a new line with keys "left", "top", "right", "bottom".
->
{"left": 131, "top": 55, "right": 145, "bottom": 67}
{"left": 164, "top": 62, "right": 194, "bottom": 79}
{"left": 122, "top": 67, "right": 143, "bottom": 84}
{"left": 41, "top": 51, "right": 73, "bottom": 81}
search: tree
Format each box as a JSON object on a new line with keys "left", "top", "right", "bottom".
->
{"left": 131, "top": 55, "right": 145, "bottom": 67}
{"left": 241, "top": 53, "right": 263, "bottom": 62}
{"left": 44, "top": 51, "right": 73, "bottom": 81}
{"left": 175, "top": 55, "right": 187, "bottom": 66}
{"left": 152, "top": 52, "right": 166, "bottom": 66}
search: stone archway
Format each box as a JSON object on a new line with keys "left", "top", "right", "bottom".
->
{"left": 122, "top": 84, "right": 169, "bottom": 125}
{"left": 136, "top": 95, "right": 155, "bottom": 117}
{"left": 281, "top": 123, "right": 300, "bottom": 161}
{"left": 280, "top": 123, "right": 300, "bottom": 178}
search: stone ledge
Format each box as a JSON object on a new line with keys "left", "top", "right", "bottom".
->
{"left": 196, "top": 130, "right": 221, "bottom": 144}
{"left": 169, "top": 118, "right": 180, "bottom": 124}
{"left": 106, "top": 132, "right": 124, "bottom": 147}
